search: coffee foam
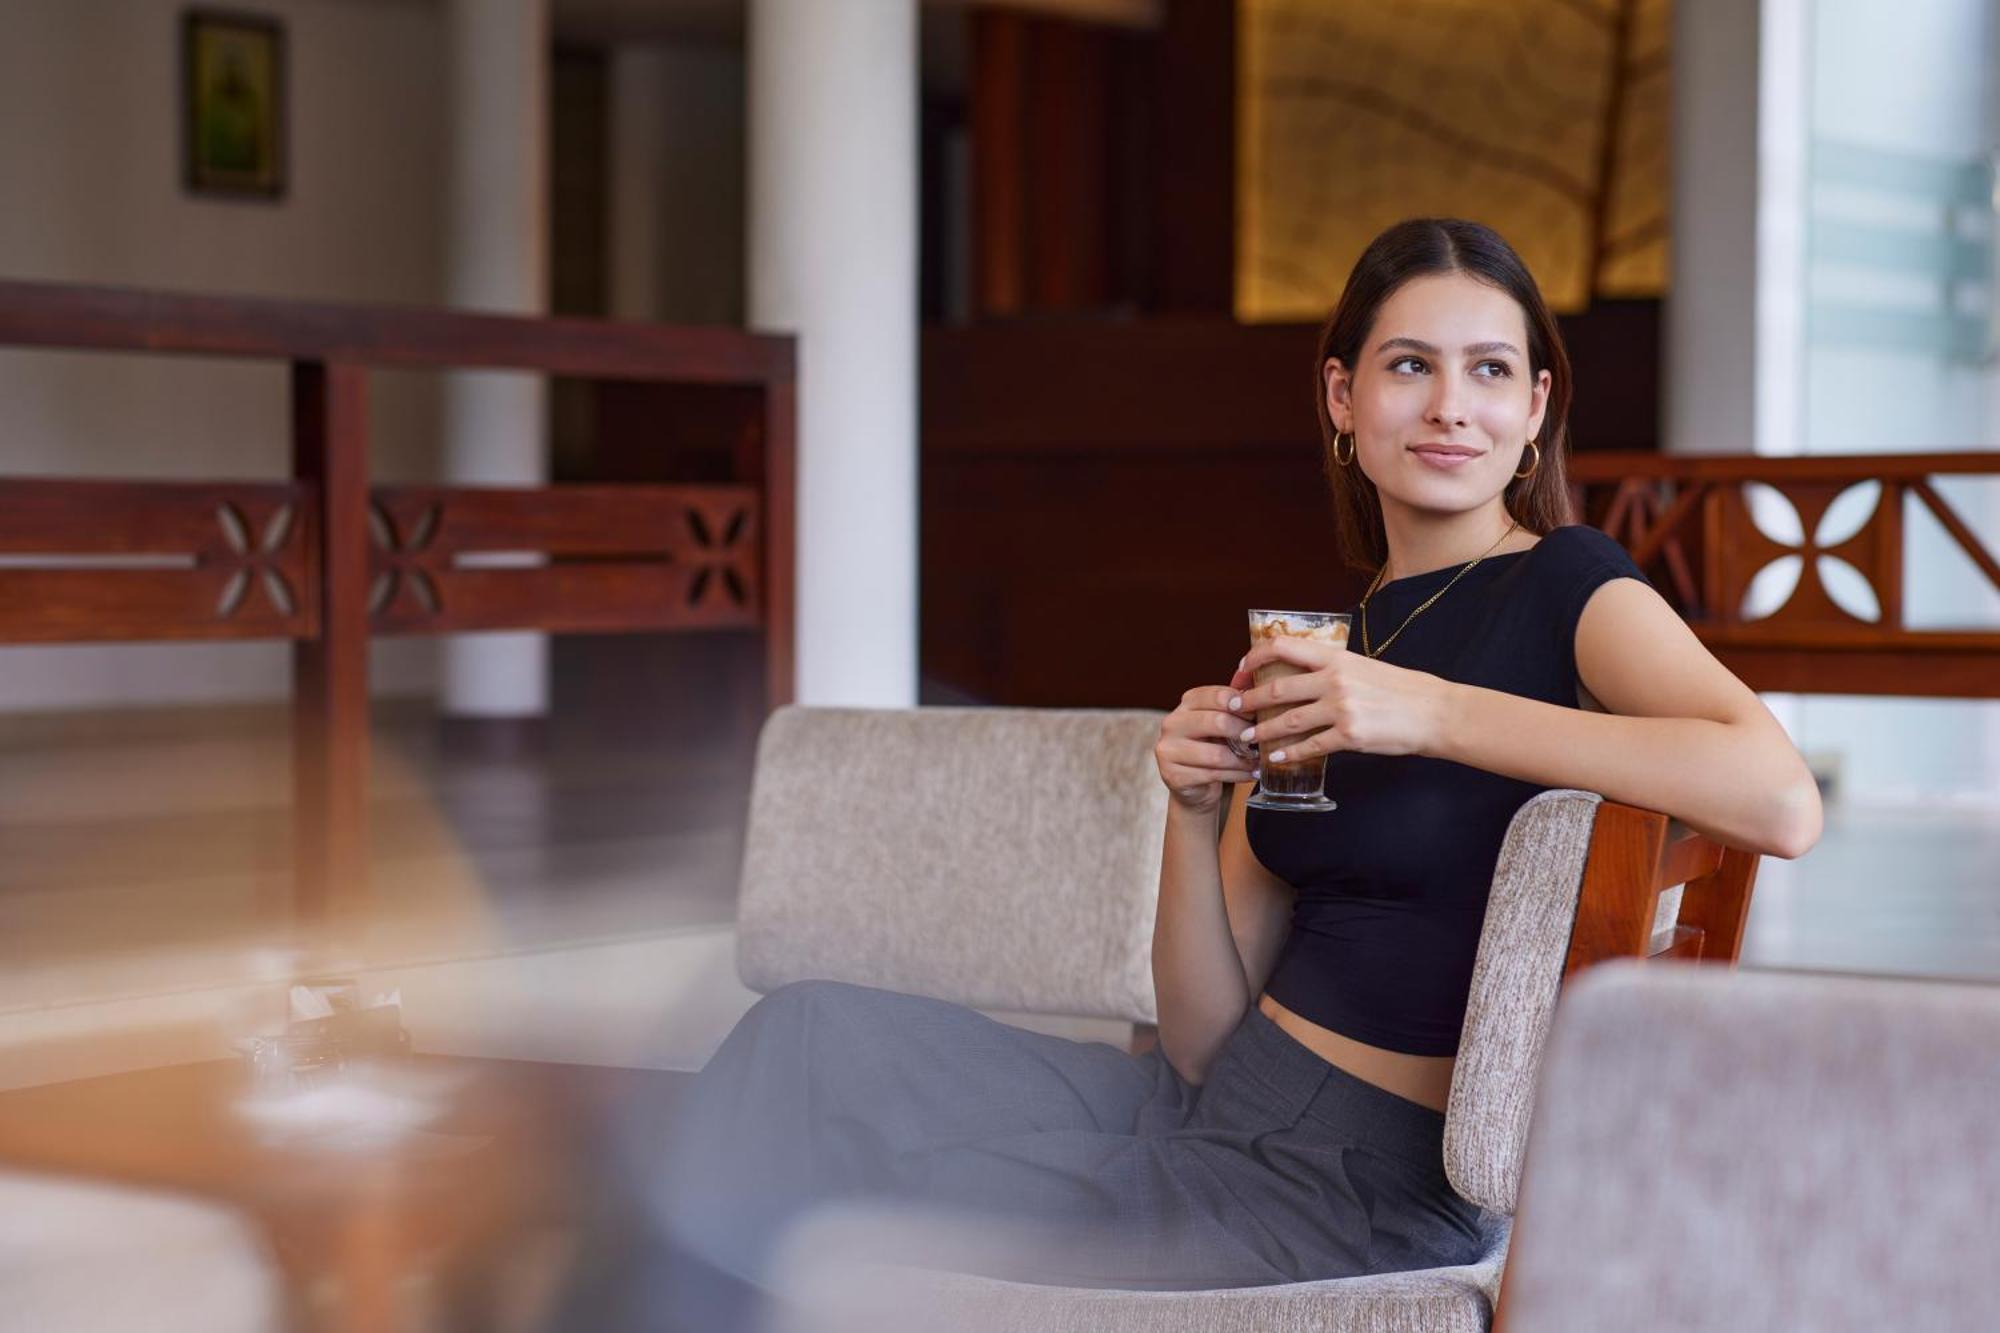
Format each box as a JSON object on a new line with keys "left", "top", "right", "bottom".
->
{"left": 1249, "top": 616, "right": 1349, "bottom": 646}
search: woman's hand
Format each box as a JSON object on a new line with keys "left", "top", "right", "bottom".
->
{"left": 1155, "top": 658, "right": 1261, "bottom": 814}
{"left": 1233, "top": 636, "right": 1460, "bottom": 763}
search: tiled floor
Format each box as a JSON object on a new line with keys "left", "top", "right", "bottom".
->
{"left": 1744, "top": 804, "right": 2000, "bottom": 982}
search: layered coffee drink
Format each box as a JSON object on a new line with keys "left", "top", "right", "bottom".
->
{"left": 1245, "top": 610, "right": 1351, "bottom": 812}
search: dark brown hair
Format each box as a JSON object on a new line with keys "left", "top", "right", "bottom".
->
{"left": 1313, "top": 217, "right": 1575, "bottom": 574}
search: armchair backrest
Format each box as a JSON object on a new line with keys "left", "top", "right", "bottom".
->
{"left": 1444, "top": 789, "right": 1603, "bottom": 1215}
{"left": 733, "top": 705, "right": 1169, "bottom": 1022}
{"left": 1446, "top": 792, "right": 1762, "bottom": 1216}
{"left": 1492, "top": 960, "right": 2000, "bottom": 1331}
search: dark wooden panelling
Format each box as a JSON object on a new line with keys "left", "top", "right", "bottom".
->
{"left": 581, "top": 381, "right": 765, "bottom": 484}
{"left": 1025, "top": 19, "right": 1114, "bottom": 308}
{"left": 923, "top": 448, "right": 1361, "bottom": 708}
{"left": 1150, "top": 0, "right": 1235, "bottom": 314}
{"left": 918, "top": 300, "right": 1663, "bottom": 707}
{"left": 972, "top": 9, "right": 1029, "bottom": 315}
{"left": 966, "top": 4, "right": 1218, "bottom": 318}
{"left": 922, "top": 317, "right": 1352, "bottom": 707}
{"left": 924, "top": 317, "right": 1320, "bottom": 451}
{"left": 1562, "top": 298, "right": 1662, "bottom": 454}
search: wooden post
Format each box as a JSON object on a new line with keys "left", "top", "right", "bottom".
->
{"left": 292, "top": 361, "right": 371, "bottom": 925}
{"left": 755, "top": 376, "right": 797, "bottom": 714}
{"left": 1676, "top": 846, "right": 1760, "bottom": 967}
{"left": 1563, "top": 801, "right": 1670, "bottom": 976}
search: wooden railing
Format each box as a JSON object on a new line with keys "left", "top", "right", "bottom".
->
{"left": 1568, "top": 451, "right": 2000, "bottom": 697}
{"left": 0, "top": 279, "right": 796, "bottom": 920}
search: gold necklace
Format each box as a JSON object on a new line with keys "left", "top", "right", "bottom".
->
{"left": 1359, "top": 520, "right": 1520, "bottom": 659}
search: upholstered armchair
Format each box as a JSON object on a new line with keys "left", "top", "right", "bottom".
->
{"left": 1492, "top": 958, "right": 2000, "bottom": 1331}
{"left": 725, "top": 705, "right": 1758, "bottom": 1333}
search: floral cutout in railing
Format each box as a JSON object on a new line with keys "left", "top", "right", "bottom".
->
{"left": 1736, "top": 480, "right": 1884, "bottom": 624}
{"left": 214, "top": 500, "right": 298, "bottom": 618}
{"left": 366, "top": 499, "right": 442, "bottom": 617}
{"left": 683, "top": 501, "right": 752, "bottom": 609}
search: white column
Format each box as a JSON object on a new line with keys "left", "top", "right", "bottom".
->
{"left": 1667, "top": 0, "right": 1808, "bottom": 744}
{"left": 747, "top": 0, "right": 919, "bottom": 707}
{"left": 440, "top": 0, "right": 550, "bottom": 719}
{"left": 1665, "top": 0, "right": 1804, "bottom": 460}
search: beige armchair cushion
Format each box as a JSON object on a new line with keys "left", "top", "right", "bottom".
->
{"left": 735, "top": 705, "right": 1169, "bottom": 1022}
{"left": 1500, "top": 959, "right": 2000, "bottom": 1331}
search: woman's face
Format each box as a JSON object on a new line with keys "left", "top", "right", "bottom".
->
{"left": 1324, "top": 271, "right": 1552, "bottom": 520}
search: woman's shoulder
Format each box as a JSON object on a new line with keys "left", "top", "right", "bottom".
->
{"left": 1524, "top": 524, "right": 1646, "bottom": 579}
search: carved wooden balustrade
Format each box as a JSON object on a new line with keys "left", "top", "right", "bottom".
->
{"left": 1567, "top": 451, "right": 2000, "bottom": 697}
{"left": 0, "top": 279, "right": 795, "bottom": 920}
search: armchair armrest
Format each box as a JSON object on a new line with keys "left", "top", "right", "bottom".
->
{"left": 1564, "top": 800, "right": 1760, "bottom": 977}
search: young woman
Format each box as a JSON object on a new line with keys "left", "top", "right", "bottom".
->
{"left": 582, "top": 218, "right": 1822, "bottom": 1331}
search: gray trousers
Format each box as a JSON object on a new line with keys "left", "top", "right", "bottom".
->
{"left": 622, "top": 977, "right": 1493, "bottom": 1319}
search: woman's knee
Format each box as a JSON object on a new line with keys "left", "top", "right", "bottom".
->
{"left": 727, "top": 979, "right": 881, "bottom": 1056}
{"left": 756, "top": 977, "right": 876, "bottom": 1025}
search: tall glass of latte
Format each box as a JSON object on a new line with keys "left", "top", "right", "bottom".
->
{"left": 1244, "top": 609, "right": 1350, "bottom": 812}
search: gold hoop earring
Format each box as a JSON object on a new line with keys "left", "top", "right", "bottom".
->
{"left": 1514, "top": 440, "right": 1540, "bottom": 480}
{"left": 1333, "top": 430, "right": 1356, "bottom": 467}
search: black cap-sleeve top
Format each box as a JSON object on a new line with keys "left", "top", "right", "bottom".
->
{"left": 1245, "top": 524, "right": 1649, "bottom": 1057}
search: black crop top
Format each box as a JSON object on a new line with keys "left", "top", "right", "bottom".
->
{"left": 1245, "top": 524, "right": 1649, "bottom": 1057}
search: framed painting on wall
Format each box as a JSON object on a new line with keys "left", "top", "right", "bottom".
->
{"left": 182, "top": 8, "right": 287, "bottom": 199}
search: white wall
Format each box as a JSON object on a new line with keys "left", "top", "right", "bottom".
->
{"left": 0, "top": 0, "right": 449, "bottom": 711}
{"left": 1787, "top": 0, "right": 2000, "bottom": 805}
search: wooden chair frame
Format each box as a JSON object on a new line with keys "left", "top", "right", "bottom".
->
{"left": 1564, "top": 798, "right": 1760, "bottom": 975}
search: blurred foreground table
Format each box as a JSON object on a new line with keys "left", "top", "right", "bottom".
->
{"left": 0, "top": 1056, "right": 698, "bottom": 1332}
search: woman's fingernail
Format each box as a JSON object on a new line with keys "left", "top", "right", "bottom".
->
{"left": 1237, "top": 656, "right": 1246, "bottom": 670}
{"left": 1240, "top": 727, "right": 1256, "bottom": 743}
{"left": 1227, "top": 696, "right": 1242, "bottom": 711}
{"left": 1269, "top": 750, "right": 1288, "bottom": 763}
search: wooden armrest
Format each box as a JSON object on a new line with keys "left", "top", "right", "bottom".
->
{"left": 1564, "top": 800, "right": 1761, "bottom": 977}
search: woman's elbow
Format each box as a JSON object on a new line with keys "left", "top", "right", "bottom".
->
{"left": 1763, "top": 774, "right": 1824, "bottom": 860}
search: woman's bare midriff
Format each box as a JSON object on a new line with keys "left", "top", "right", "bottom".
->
{"left": 1256, "top": 992, "right": 1455, "bottom": 1114}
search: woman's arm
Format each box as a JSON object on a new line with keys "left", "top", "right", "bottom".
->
{"left": 1151, "top": 784, "right": 1295, "bottom": 1084}
{"left": 1217, "top": 781, "right": 1296, "bottom": 1002}
{"left": 1152, "top": 800, "right": 1254, "bottom": 1085}
{"left": 1431, "top": 578, "right": 1823, "bottom": 858}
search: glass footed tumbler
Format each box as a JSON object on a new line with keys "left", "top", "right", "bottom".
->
{"left": 1242, "top": 609, "right": 1350, "bottom": 812}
